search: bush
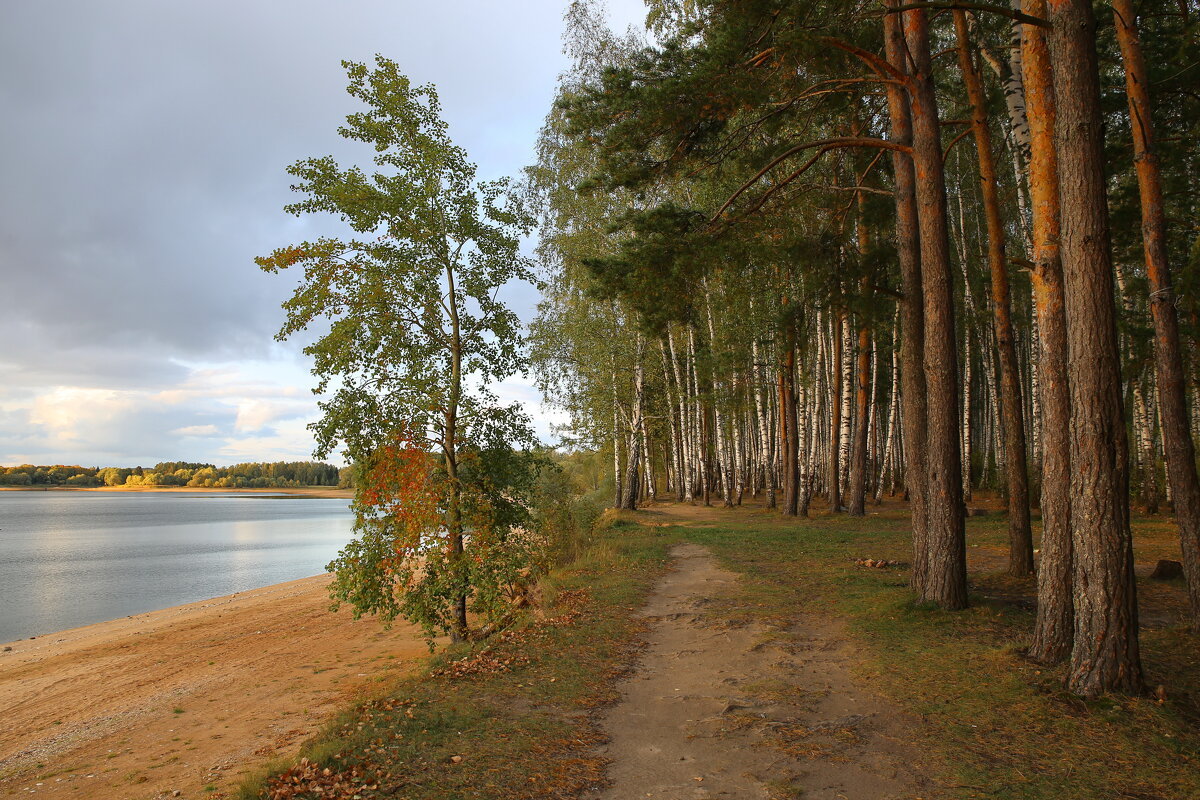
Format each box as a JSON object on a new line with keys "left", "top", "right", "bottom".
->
{"left": 65, "top": 474, "right": 101, "bottom": 487}
{"left": 529, "top": 464, "right": 606, "bottom": 572}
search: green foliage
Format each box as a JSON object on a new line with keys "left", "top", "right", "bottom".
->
{"left": 258, "top": 56, "right": 536, "bottom": 462}
{"left": 527, "top": 452, "right": 606, "bottom": 571}
{"left": 329, "top": 431, "right": 547, "bottom": 642}
{"left": 0, "top": 461, "right": 339, "bottom": 488}
{"left": 261, "top": 56, "right": 543, "bottom": 641}
{"left": 240, "top": 516, "right": 676, "bottom": 800}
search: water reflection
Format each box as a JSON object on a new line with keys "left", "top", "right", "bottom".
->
{"left": 0, "top": 492, "right": 353, "bottom": 642}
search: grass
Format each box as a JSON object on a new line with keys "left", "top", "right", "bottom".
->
{"left": 236, "top": 513, "right": 679, "bottom": 800}
{"left": 680, "top": 496, "right": 1200, "bottom": 800}
{"left": 235, "top": 497, "right": 1199, "bottom": 800}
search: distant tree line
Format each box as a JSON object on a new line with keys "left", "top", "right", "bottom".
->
{"left": 0, "top": 461, "right": 343, "bottom": 488}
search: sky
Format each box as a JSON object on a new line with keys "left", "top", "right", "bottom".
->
{"left": 0, "top": 0, "right": 647, "bottom": 468}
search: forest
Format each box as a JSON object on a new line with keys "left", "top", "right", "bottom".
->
{"left": 525, "top": 0, "right": 1200, "bottom": 699}
{"left": 257, "top": 0, "right": 1200, "bottom": 706}
{"left": 0, "top": 460, "right": 342, "bottom": 488}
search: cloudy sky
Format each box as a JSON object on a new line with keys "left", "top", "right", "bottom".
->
{"left": 0, "top": 0, "right": 646, "bottom": 468}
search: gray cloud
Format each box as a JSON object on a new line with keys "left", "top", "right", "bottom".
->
{"left": 0, "top": 0, "right": 646, "bottom": 465}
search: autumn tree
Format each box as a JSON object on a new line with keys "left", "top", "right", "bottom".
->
{"left": 258, "top": 57, "right": 540, "bottom": 642}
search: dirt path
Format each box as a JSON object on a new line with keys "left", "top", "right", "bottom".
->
{"left": 0, "top": 575, "right": 431, "bottom": 800}
{"left": 587, "top": 540, "right": 924, "bottom": 800}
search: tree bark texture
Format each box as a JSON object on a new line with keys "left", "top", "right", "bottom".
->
{"left": 904, "top": 7, "right": 968, "bottom": 610}
{"left": 780, "top": 334, "right": 801, "bottom": 516}
{"left": 1046, "top": 0, "right": 1143, "bottom": 695}
{"left": 848, "top": 319, "right": 872, "bottom": 516}
{"left": 884, "top": 1, "right": 929, "bottom": 594}
{"left": 621, "top": 338, "right": 645, "bottom": 511}
{"left": 829, "top": 311, "right": 844, "bottom": 512}
{"left": 954, "top": 9, "right": 1034, "bottom": 576}
{"left": 1022, "top": 0, "right": 1073, "bottom": 665}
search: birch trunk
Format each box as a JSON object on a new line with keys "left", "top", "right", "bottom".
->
{"left": 829, "top": 311, "right": 844, "bottom": 512}
{"left": 753, "top": 337, "right": 777, "bottom": 508}
{"left": 839, "top": 316, "right": 854, "bottom": 495}
{"left": 621, "top": 337, "right": 645, "bottom": 511}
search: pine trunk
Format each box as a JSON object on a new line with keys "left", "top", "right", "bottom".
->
{"left": 904, "top": 7, "right": 968, "bottom": 610}
{"left": 1022, "top": 0, "right": 1073, "bottom": 665}
{"left": 954, "top": 10, "right": 1033, "bottom": 576}
{"left": 1045, "top": 0, "right": 1143, "bottom": 695}
{"left": 848, "top": 319, "right": 872, "bottom": 516}
{"left": 884, "top": 1, "right": 929, "bottom": 593}
{"left": 1113, "top": 0, "right": 1200, "bottom": 632}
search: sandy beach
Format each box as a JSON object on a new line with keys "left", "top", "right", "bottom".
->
{"left": 0, "top": 574, "right": 433, "bottom": 799}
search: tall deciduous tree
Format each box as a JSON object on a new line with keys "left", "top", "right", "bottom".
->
{"left": 258, "top": 57, "right": 539, "bottom": 643}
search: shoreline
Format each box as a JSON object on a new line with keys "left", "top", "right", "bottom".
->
{"left": 0, "top": 572, "right": 332, "bottom": 651}
{"left": 0, "top": 575, "right": 432, "bottom": 799}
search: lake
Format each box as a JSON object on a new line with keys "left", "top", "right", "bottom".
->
{"left": 0, "top": 491, "right": 355, "bottom": 643}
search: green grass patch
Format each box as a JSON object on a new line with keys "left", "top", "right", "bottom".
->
{"left": 684, "top": 503, "right": 1200, "bottom": 800}
{"left": 237, "top": 511, "right": 679, "bottom": 800}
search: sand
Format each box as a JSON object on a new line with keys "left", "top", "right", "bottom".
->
{"left": 0, "top": 574, "right": 433, "bottom": 800}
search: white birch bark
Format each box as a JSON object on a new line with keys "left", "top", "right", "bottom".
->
{"left": 839, "top": 316, "right": 853, "bottom": 493}
{"left": 752, "top": 337, "right": 776, "bottom": 507}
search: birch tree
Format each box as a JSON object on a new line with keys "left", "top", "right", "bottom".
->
{"left": 258, "top": 58, "right": 539, "bottom": 643}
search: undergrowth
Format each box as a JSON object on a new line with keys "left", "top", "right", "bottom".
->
{"left": 236, "top": 512, "right": 678, "bottom": 800}
{"left": 236, "top": 498, "right": 1200, "bottom": 800}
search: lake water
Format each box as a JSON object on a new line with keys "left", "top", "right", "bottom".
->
{"left": 0, "top": 491, "right": 355, "bottom": 643}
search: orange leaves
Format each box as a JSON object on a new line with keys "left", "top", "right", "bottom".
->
{"left": 358, "top": 431, "right": 441, "bottom": 545}
{"left": 264, "top": 756, "right": 374, "bottom": 800}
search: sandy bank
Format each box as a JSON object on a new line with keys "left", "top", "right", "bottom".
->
{"left": 0, "top": 575, "right": 433, "bottom": 799}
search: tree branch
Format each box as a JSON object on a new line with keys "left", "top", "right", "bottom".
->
{"left": 821, "top": 37, "right": 914, "bottom": 88}
{"left": 710, "top": 137, "right": 912, "bottom": 224}
{"left": 882, "top": 2, "right": 1048, "bottom": 27}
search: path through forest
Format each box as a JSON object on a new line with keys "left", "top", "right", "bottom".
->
{"left": 587, "top": 509, "right": 925, "bottom": 799}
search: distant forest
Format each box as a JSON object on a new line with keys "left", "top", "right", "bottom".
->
{"left": 0, "top": 461, "right": 346, "bottom": 488}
